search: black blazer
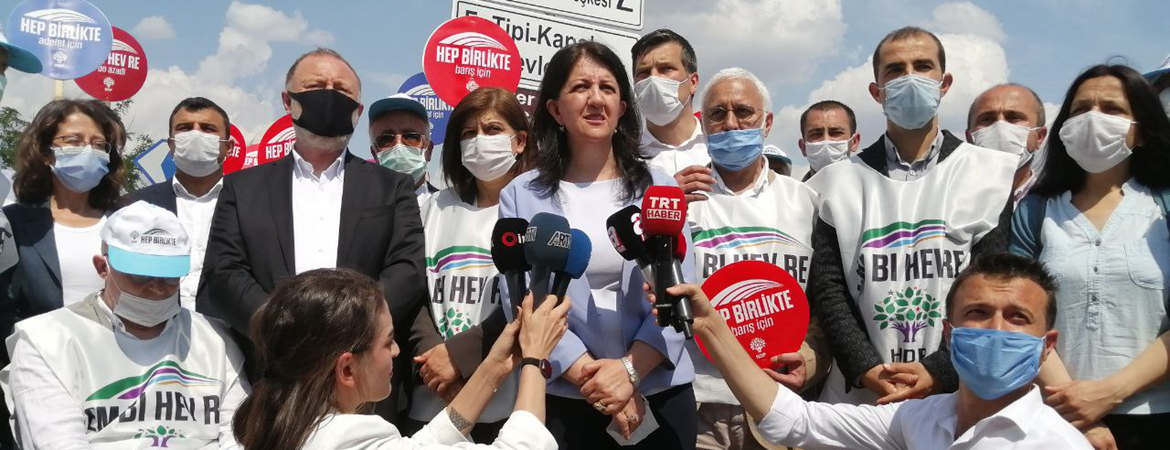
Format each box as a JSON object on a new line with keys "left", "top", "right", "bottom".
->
{"left": 124, "top": 180, "right": 178, "bottom": 214}
{"left": 0, "top": 203, "right": 106, "bottom": 339}
{"left": 196, "top": 151, "right": 430, "bottom": 418}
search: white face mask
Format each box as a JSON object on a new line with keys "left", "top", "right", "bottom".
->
{"left": 461, "top": 134, "right": 517, "bottom": 181}
{"left": 804, "top": 136, "right": 854, "bottom": 172}
{"left": 1059, "top": 111, "right": 1135, "bottom": 173}
{"left": 634, "top": 76, "right": 686, "bottom": 126}
{"left": 171, "top": 130, "right": 224, "bottom": 177}
{"left": 971, "top": 121, "right": 1038, "bottom": 170}
{"left": 110, "top": 272, "right": 181, "bottom": 328}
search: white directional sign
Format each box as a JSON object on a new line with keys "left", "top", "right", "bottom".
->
{"left": 132, "top": 139, "right": 173, "bottom": 186}
{"left": 500, "top": 0, "right": 643, "bottom": 30}
{"left": 453, "top": 0, "right": 640, "bottom": 90}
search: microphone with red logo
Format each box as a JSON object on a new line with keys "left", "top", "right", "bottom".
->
{"left": 607, "top": 205, "right": 655, "bottom": 288}
{"left": 491, "top": 218, "right": 530, "bottom": 309}
{"left": 640, "top": 185, "right": 694, "bottom": 338}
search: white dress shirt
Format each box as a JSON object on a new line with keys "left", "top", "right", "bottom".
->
{"left": 291, "top": 150, "right": 345, "bottom": 274}
{"left": 640, "top": 115, "right": 711, "bottom": 177}
{"left": 757, "top": 384, "right": 1092, "bottom": 450}
{"left": 173, "top": 177, "right": 223, "bottom": 310}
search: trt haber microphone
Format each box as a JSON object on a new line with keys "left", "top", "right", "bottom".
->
{"left": 640, "top": 185, "right": 693, "bottom": 338}
{"left": 491, "top": 218, "right": 530, "bottom": 310}
{"left": 524, "top": 212, "right": 572, "bottom": 305}
{"left": 606, "top": 205, "right": 655, "bottom": 287}
{"left": 551, "top": 229, "right": 591, "bottom": 305}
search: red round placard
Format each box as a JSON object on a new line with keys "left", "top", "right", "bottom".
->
{"left": 75, "top": 27, "right": 147, "bottom": 102}
{"left": 696, "top": 260, "right": 810, "bottom": 369}
{"left": 258, "top": 115, "right": 295, "bottom": 166}
{"left": 422, "top": 16, "right": 521, "bottom": 107}
{"left": 221, "top": 124, "right": 248, "bottom": 175}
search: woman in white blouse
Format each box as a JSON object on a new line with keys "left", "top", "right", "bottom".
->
{"left": 1010, "top": 64, "right": 1170, "bottom": 450}
{"left": 1, "top": 99, "right": 126, "bottom": 335}
{"left": 232, "top": 268, "right": 569, "bottom": 450}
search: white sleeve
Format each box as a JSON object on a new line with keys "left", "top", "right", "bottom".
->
{"left": 212, "top": 322, "right": 251, "bottom": 450}
{"left": 8, "top": 336, "right": 90, "bottom": 450}
{"left": 411, "top": 410, "right": 556, "bottom": 450}
{"left": 756, "top": 384, "right": 904, "bottom": 450}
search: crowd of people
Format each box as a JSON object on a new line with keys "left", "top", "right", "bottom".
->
{"left": 0, "top": 21, "right": 1164, "bottom": 450}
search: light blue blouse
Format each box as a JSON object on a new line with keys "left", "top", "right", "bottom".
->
{"left": 498, "top": 169, "right": 696, "bottom": 399}
{"left": 1018, "top": 179, "right": 1170, "bottom": 414}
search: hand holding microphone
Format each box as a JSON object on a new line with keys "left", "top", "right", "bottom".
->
{"left": 639, "top": 186, "right": 694, "bottom": 339}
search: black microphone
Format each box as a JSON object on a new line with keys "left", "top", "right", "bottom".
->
{"left": 640, "top": 186, "right": 693, "bottom": 339}
{"left": 524, "top": 212, "right": 571, "bottom": 305}
{"left": 491, "top": 218, "right": 530, "bottom": 310}
{"left": 550, "top": 229, "right": 591, "bottom": 304}
{"left": 607, "top": 205, "right": 656, "bottom": 288}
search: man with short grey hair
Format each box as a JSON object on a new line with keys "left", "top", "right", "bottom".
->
{"left": 688, "top": 67, "right": 830, "bottom": 450}
{"left": 199, "top": 47, "right": 435, "bottom": 423}
{"left": 966, "top": 83, "right": 1049, "bottom": 203}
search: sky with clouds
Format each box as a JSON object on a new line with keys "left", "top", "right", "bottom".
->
{"left": 3, "top": 0, "right": 1167, "bottom": 169}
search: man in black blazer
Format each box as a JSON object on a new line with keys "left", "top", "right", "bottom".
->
{"left": 125, "top": 97, "right": 233, "bottom": 310}
{"left": 197, "top": 48, "right": 436, "bottom": 422}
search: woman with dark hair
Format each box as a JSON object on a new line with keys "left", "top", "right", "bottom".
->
{"left": 1011, "top": 64, "right": 1170, "bottom": 450}
{"left": 498, "top": 41, "right": 697, "bottom": 449}
{"left": 233, "top": 268, "right": 569, "bottom": 450}
{"left": 407, "top": 87, "right": 537, "bottom": 440}
{"left": 0, "top": 99, "right": 125, "bottom": 335}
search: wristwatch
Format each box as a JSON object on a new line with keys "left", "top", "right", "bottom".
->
{"left": 522, "top": 357, "right": 552, "bottom": 379}
{"left": 621, "top": 356, "right": 641, "bottom": 387}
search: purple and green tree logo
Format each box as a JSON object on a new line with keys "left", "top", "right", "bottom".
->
{"left": 873, "top": 287, "right": 942, "bottom": 343}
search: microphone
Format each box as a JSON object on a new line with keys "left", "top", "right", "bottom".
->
{"left": 524, "top": 212, "right": 572, "bottom": 305}
{"left": 491, "top": 218, "right": 530, "bottom": 310}
{"left": 606, "top": 205, "right": 655, "bottom": 288}
{"left": 640, "top": 185, "right": 694, "bottom": 338}
{"left": 551, "top": 229, "right": 591, "bottom": 304}
{"left": 671, "top": 232, "right": 694, "bottom": 337}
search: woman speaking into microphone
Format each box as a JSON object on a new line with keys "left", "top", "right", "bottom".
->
{"left": 497, "top": 41, "right": 697, "bottom": 449}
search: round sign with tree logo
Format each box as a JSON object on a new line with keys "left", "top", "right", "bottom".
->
{"left": 75, "top": 27, "right": 147, "bottom": 101}
{"left": 696, "top": 260, "right": 809, "bottom": 368}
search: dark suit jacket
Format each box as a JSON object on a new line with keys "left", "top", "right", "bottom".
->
{"left": 196, "top": 151, "right": 440, "bottom": 421}
{"left": 0, "top": 203, "right": 67, "bottom": 340}
{"left": 124, "top": 180, "right": 178, "bottom": 214}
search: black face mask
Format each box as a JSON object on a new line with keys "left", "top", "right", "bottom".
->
{"left": 288, "top": 89, "right": 360, "bottom": 138}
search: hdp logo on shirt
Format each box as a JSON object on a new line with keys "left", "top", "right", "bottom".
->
{"left": 873, "top": 286, "right": 942, "bottom": 343}
{"left": 426, "top": 246, "right": 493, "bottom": 273}
{"left": 860, "top": 219, "right": 950, "bottom": 249}
{"left": 87, "top": 360, "right": 220, "bottom": 401}
{"left": 134, "top": 425, "right": 184, "bottom": 448}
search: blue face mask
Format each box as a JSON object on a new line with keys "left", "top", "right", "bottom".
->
{"left": 950, "top": 327, "right": 1044, "bottom": 400}
{"left": 707, "top": 128, "right": 764, "bottom": 171}
{"left": 51, "top": 146, "right": 111, "bottom": 193}
{"left": 881, "top": 74, "right": 942, "bottom": 130}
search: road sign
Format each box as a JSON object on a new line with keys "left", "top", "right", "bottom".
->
{"left": 133, "top": 139, "right": 173, "bottom": 186}
{"left": 453, "top": 0, "right": 640, "bottom": 90}
{"left": 75, "top": 26, "right": 147, "bottom": 101}
{"left": 500, "top": 0, "right": 643, "bottom": 30}
{"left": 7, "top": 0, "right": 113, "bottom": 80}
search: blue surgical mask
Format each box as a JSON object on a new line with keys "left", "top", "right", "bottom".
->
{"left": 707, "top": 128, "right": 764, "bottom": 171}
{"left": 376, "top": 144, "right": 426, "bottom": 183}
{"left": 950, "top": 327, "right": 1044, "bottom": 400}
{"left": 881, "top": 74, "right": 942, "bottom": 130}
{"left": 51, "top": 146, "right": 111, "bottom": 193}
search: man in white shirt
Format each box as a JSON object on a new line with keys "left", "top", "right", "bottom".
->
{"left": 965, "top": 84, "right": 1049, "bottom": 204}
{"left": 688, "top": 67, "right": 829, "bottom": 450}
{"left": 199, "top": 47, "right": 433, "bottom": 424}
{"left": 3, "top": 201, "right": 248, "bottom": 449}
{"left": 126, "top": 97, "right": 234, "bottom": 309}
{"left": 657, "top": 253, "right": 1092, "bottom": 450}
{"left": 631, "top": 29, "right": 713, "bottom": 203}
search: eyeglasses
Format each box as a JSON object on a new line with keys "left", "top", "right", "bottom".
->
{"left": 373, "top": 132, "right": 426, "bottom": 149}
{"left": 704, "top": 105, "right": 764, "bottom": 126}
{"left": 52, "top": 135, "right": 115, "bottom": 153}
